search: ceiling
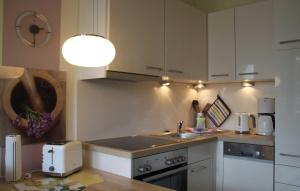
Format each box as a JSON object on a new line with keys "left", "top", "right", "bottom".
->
{"left": 182, "top": 0, "right": 264, "bottom": 13}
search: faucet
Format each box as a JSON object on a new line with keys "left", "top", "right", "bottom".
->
{"left": 177, "top": 120, "right": 184, "bottom": 134}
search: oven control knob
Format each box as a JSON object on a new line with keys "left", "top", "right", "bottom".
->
{"left": 138, "top": 167, "right": 146, "bottom": 173}
{"left": 165, "top": 159, "right": 174, "bottom": 165}
{"left": 255, "top": 151, "right": 261, "bottom": 157}
{"left": 175, "top": 157, "right": 181, "bottom": 163}
{"left": 145, "top": 165, "right": 152, "bottom": 172}
{"left": 180, "top": 156, "right": 186, "bottom": 162}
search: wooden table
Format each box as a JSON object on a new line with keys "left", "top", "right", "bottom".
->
{"left": 0, "top": 168, "right": 174, "bottom": 191}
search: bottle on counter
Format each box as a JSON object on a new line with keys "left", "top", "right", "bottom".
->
{"left": 195, "top": 113, "right": 206, "bottom": 131}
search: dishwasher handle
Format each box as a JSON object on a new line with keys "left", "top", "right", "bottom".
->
{"left": 240, "top": 151, "right": 254, "bottom": 157}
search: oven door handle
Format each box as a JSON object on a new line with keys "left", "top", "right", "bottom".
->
{"left": 142, "top": 166, "right": 187, "bottom": 182}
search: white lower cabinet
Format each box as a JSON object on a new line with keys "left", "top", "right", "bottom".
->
{"left": 275, "top": 165, "right": 300, "bottom": 187}
{"left": 188, "top": 159, "right": 212, "bottom": 191}
{"left": 223, "top": 156, "right": 273, "bottom": 191}
{"left": 275, "top": 183, "right": 300, "bottom": 191}
{"left": 188, "top": 142, "right": 216, "bottom": 191}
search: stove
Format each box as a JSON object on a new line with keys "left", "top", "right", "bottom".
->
{"left": 86, "top": 135, "right": 188, "bottom": 191}
{"left": 87, "top": 135, "right": 177, "bottom": 151}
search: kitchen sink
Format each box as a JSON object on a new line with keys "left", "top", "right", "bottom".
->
{"left": 162, "top": 132, "right": 198, "bottom": 139}
{"left": 158, "top": 129, "right": 222, "bottom": 140}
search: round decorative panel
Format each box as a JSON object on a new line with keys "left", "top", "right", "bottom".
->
{"left": 15, "top": 11, "right": 52, "bottom": 48}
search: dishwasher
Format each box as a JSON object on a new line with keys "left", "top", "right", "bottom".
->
{"left": 223, "top": 142, "right": 274, "bottom": 191}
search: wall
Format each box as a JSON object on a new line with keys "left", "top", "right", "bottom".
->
{"left": 197, "top": 82, "right": 275, "bottom": 130}
{"left": 59, "top": 0, "right": 80, "bottom": 139}
{"left": 77, "top": 80, "right": 197, "bottom": 141}
{"left": 0, "top": 0, "right": 61, "bottom": 175}
{"left": 3, "top": 0, "right": 61, "bottom": 70}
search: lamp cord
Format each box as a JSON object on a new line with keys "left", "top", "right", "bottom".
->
{"left": 77, "top": 0, "right": 80, "bottom": 34}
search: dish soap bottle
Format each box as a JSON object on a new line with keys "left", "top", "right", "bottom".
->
{"left": 195, "top": 113, "right": 206, "bottom": 131}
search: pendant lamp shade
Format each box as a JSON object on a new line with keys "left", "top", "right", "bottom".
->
{"left": 62, "top": 34, "right": 116, "bottom": 67}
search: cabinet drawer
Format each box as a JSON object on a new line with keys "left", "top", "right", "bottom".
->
{"left": 275, "top": 183, "right": 300, "bottom": 191}
{"left": 276, "top": 165, "right": 300, "bottom": 187}
{"left": 188, "top": 143, "right": 213, "bottom": 164}
{"left": 188, "top": 159, "right": 212, "bottom": 191}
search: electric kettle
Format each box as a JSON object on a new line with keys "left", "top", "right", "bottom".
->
{"left": 235, "top": 113, "right": 256, "bottom": 134}
{"left": 257, "top": 114, "right": 274, "bottom": 136}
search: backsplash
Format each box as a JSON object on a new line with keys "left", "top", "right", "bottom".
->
{"left": 197, "top": 82, "right": 275, "bottom": 130}
{"left": 76, "top": 80, "right": 197, "bottom": 141}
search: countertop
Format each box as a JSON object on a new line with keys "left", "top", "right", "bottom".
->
{"left": 0, "top": 168, "right": 173, "bottom": 191}
{"left": 84, "top": 130, "right": 274, "bottom": 159}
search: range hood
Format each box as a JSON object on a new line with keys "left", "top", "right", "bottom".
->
{"left": 103, "top": 70, "right": 161, "bottom": 82}
{"left": 79, "top": 68, "right": 202, "bottom": 85}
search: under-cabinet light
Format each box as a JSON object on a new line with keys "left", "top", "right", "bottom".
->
{"left": 242, "top": 81, "right": 255, "bottom": 87}
{"left": 160, "top": 76, "right": 171, "bottom": 86}
{"left": 194, "top": 81, "right": 205, "bottom": 89}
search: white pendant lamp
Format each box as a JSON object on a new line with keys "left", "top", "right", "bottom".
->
{"left": 62, "top": 34, "right": 116, "bottom": 67}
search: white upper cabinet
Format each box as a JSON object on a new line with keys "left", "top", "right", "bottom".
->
{"left": 165, "top": 0, "right": 207, "bottom": 81}
{"left": 108, "top": 0, "right": 164, "bottom": 76}
{"left": 274, "top": 0, "right": 300, "bottom": 49}
{"left": 79, "top": 0, "right": 206, "bottom": 81}
{"left": 78, "top": 0, "right": 110, "bottom": 80}
{"left": 235, "top": 0, "right": 274, "bottom": 80}
{"left": 79, "top": 0, "right": 108, "bottom": 36}
{"left": 208, "top": 8, "right": 235, "bottom": 81}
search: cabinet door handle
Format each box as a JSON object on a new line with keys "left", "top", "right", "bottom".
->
{"left": 190, "top": 166, "right": 206, "bottom": 173}
{"left": 146, "top": 66, "right": 163, "bottom": 71}
{"left": 168, "top": 69, "right": 184, "bottom": 74}
{"left": 239, "top": 72, "right": 259, "bottom": 76}
{"left": 280, "top": 153, "right": 300, "bottom": 159}
{"left": 211, "top": 74, "right": 229, "bottom": 77}
{"left": 279, "top": 39, "right": 300, "bottom": 45}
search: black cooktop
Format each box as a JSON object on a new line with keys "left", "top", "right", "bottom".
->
{"left": 86, "top": 136, "right": 177, "bottom": 151}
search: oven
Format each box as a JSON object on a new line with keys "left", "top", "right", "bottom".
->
{"left": 133, "top": 148, "right": 188, "bottom": 191}
{"left": 135, "top": 164, "right": 187, "bottom": 191}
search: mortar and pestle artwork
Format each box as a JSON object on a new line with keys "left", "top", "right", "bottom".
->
{"left": 2, "top": 69, "right": 63, "bottom": 139}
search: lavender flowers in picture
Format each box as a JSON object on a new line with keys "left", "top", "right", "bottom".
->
{"left": 0, "top": 67, "right": 66, "bottom": 145}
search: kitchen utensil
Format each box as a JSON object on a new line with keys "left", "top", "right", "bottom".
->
{"left": 192, "top": 100, "right": 201, "bottom": 113}
{"left": 235, "top": 113, "right": 256, "bottom": 134}
{"left": 42, "top": 140, "right": 82, "bottom": 177}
